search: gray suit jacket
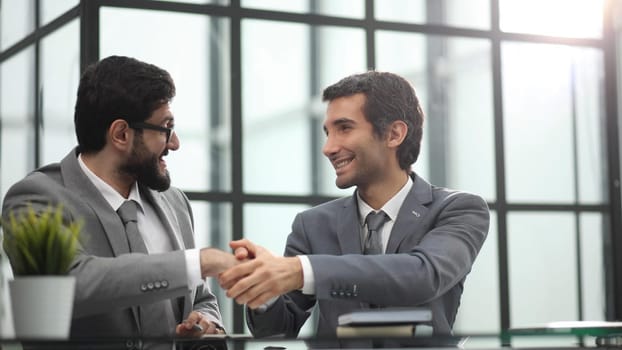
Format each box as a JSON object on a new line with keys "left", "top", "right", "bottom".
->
{"left": 1, "top": 149, "right": 222, "bottom": 341}
{"left": 247, "top": 174, "right": 489, "bottom": 347}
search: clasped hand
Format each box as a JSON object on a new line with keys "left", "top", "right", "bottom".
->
{"left": 218, "top": 239, "right": 303, "bottom": 309}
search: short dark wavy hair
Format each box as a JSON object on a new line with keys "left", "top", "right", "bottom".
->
{"left": 322, "top": 71, "right": 424, "bottom": 170}
{"left": 74, "top": 55, "right": 175, "bottom": 153}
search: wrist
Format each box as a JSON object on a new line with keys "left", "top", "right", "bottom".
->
{"left": 288, "top": 256, "right": 304, "bottom": 290}
{"left": 199, "top": 247, "right": 214, "bottom": 278}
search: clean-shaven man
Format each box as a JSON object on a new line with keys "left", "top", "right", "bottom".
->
{"left": 220, "top": 71, "right": 489, "bottom": 348}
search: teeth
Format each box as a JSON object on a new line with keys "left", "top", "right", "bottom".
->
{"left": 335, "top": 159, "right": 351, "bottom": 169}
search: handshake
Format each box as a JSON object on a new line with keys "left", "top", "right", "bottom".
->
{"left": 199, "top": 239, "right": 303, "bottom": 309}
{"left": 178, "top": 239, "right": 302, "bottom": 337}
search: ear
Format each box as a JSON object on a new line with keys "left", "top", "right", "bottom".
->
{"left": 108, "top": 119, "right": 133, "bottom": 151}
{"left": 386, "top": 120, "right": 408, "bottom": 148}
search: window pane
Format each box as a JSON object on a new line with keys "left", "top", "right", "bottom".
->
{"left": 242, "top": 20, "right": 309, "bottom": 195}
{"left": 503, "top": 43, "right": 604, "bottom": 203}
{"left": 579, "top": 213, "right": 605, "bottom": 320}
{"left": 500, "top": 0, "right": 603, "bottom": 38}
{"left": 100, "top": 8, "right": 231, "bottom": 192}
{"left": 242, "top": 21, "right": 365, "bottom": 195}
{"left": 1, "top": 47, "right": 36, "bottom": 198}
{"left": 242, "top": 0, "right": 364, "bottom": 18}
{"left": 40, "top": 0, "right": 78, "bottom": 26}
{"left": 508, "top": 212, "right": 578, "bottom": 327}
{"left": 40, "top": 20, "right": 80, "bottom": 164}
{"left": 375, "top": 0, "right": 489, "bottom": 30}
{"left": 454, "top": 212, "right": 500, "bottom": 337}
{"left": 190, "top": 201, "right": 233, "bottom": 331}
{"left": 376, "top": 32, "right": 495, "bottom": 201}
{"left": 0, "top": 0, "right": 35, "bottom": 50}
{"left": 575, "top": 52, "right": 606, "bottom": 204}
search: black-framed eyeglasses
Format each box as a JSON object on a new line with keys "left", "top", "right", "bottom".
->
{"left": 129, "top": 122, "right": 174, "bottom": 143}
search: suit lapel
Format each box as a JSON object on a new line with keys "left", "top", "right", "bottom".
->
{"left": 386, "top": 174, "right": 433, "bottom": 253}
{"left": 60, "top": 149, "right": 131, "bottom": 256}
{"left": 337, "top": 194, "right": 364, "bottom": 254}
{"left": 59, "top": 149, "right": 140, "bottom": 329}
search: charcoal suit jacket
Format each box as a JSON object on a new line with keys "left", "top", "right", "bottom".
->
{"left": 247, "top": 173, "right": 489, "bottom": 348}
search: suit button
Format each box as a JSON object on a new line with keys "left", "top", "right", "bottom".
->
{"left": 339, "top": 291, "right": 345, "bottom": 297}
{"left": 155, "top": 281, "right": 162, "bottom": 289}
{"left": 147, "top": 282, "right": 154, "bottom": 290}
{"left": 331, "top": 291, "right": 337, "bottom": 297}
{"left": 140, "top": 284, "right": 148, "bottom": 292}
{"left": 346, "top": 292, "right": 352, "bottom": 297}
{"left": 161, "top": 280, "right": 169, "bottom": 288}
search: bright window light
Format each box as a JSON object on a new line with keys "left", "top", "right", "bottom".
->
{"left": 500, "top": 0, "right": 604, "bottom": 38}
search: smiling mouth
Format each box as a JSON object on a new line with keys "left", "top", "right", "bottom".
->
{"left": 334, "top": 158, "right": 353, "bottom": 170}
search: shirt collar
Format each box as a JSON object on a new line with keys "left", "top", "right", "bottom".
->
{"left": 77, "top": 154, "right": 144, "bottom": 213}
{"left": 357, "top": 175, "right": 413, "bottom": 226}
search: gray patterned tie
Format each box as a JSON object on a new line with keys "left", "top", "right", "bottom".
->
{"left": 117, "top": 200, "right": 148, "bottom": 253}
{"left": 364, "top": 211, "right": 389, "bottom": 255}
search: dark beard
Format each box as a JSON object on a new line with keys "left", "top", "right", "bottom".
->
{"left": 121, "top": 137, "right": 171, "bottom": 192}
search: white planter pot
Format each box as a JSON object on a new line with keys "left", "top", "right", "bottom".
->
{"left": 9, "top": 276, "right": 75, "bottom": 339}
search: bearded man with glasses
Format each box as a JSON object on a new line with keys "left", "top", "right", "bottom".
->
{"left": 2, "top": 55, "right": 239, "bottom": 348}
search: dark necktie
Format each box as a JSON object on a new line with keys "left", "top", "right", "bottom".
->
{"left": 117, "top": 200, "right": 148, "bottom": 254}
{"left": 364, "top": 211, "right": 389, "bottom": 255}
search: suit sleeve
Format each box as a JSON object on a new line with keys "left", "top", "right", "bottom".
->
{"left": 246, "top": 289, "right": 315, "bottom": 338}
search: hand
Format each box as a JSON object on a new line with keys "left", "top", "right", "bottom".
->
{"left": 199, "top": 247, "right": 240, "bottom": 278}
{"left": 218, "top": 241, "right": 303, "bottom": 309}
{"left": 175, "top": 311, "right": 224, "bottom": 337}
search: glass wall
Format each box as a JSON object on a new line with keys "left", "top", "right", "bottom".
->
{"left": 0, "top": 0, "right": 619, "bottom": 343}
{"left": 0, "top": 48, "right": 36, "bottom": 199}
{"left": 0, "top": 0, "right": 35, "bottom": 51}
{"left": 40, "top": 19, "right": 80, "bottom": 164}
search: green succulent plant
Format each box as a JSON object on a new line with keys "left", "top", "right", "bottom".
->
{"left": 1, "top": 204, "right": 82, "bottom": 276}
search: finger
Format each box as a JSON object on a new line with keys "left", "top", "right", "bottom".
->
{"left": 176, "top": 323, "right": 200, "bottom": 337}
{"left": 218, "top": 261, "right": 258, "bottom": 288}
{"left": 233, "top": 246, "right": 249, "bottom": 260}
{"left": 202, "top": 321, "right": 218, "bottom": 334}
{"left": 229, "top": 276, "right": 270, "bottom": 305}
{"left": 229, "top": 239, "right": 256, "bottom": 257}
{"left": 189, "top": 312, "right": 202, "bottom": 327}
{"left": 224, "top": 275, "right": 255, "bottom": 299}
{"left": 236, "top": 285, "right": 275, "bottom": 309}
{"left": 181, "top": 311, "right": 204, "bottom": 332}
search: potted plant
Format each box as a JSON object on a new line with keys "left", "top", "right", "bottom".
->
{"left": 1, "top": 204, "right": 81, "bottom": 339}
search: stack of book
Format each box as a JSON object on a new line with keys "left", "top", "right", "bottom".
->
{"left": 336, "top": 307, "right": 432, "bottom": 338}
